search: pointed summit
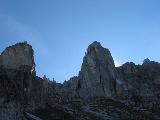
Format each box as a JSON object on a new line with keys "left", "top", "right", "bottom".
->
{"left": 85, "top": 41, "right": 114, "bottom": 66}
{"left": 88, "top": 41, "right": 101, "bottom": 48}
{"left": 77, "top": 41, "right": 116, "bottom": 98}
{"left": 143, "top": 58, "right": 151, "bottom": 65}
{"left": 87, "top": 41, "right": 102, "bottom": 53}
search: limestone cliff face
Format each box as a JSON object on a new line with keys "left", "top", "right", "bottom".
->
{"left": 61, "top": 42, "right": 160, "bottom": 100}
{"left": 1, "top": 41, "right": 160, "bottom": 120}
{"left": 115, "top": 59, "right": 160, "bottom": 97}
{"left": 115, "top": 62, "right": 139, "bottom": 96}
{"left": 0, "top": 42, "right": 55, "bottom": 120}
{"left": 0, "top": 42, "right": 35, "bottom": 74}
{"left": 62, "top": 41, "right": 116, "bottom": 99}
{"left": 78, "top": 41, "right": 116, "bottom": 98}
{"left": 61, "top": 76, "right": 80, "bottom": 99}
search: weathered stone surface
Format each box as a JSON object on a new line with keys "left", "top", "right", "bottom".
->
{"left": 1, "top": 41, "right": 160, "bottom": 120}
{"left": 78, "top": 41, "right": 116, "bottom": 98}
{"left": 62, "top": 41, "right": 116, "bottom": 99}
{"left": 0, "top": 65, "right": 55, "bottom": 119}
{"left": 0, "top": 102, "right": 25, "bottom": 120}
{"left": 0, "top": 42, "right": 35, "bottom": 74}
{"left": 61, "top": 42, "right": 160, "bottom": 104}
{"left": 115, "top": 59, "right": 160, "bottom": 98}
{"left": 61, "top": 76, "right": 80, "bottom": 98}
{"left": 0, "top": 42, "right": 55, "bottom": 120}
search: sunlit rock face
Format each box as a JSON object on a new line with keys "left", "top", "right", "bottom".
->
{"left": 75, "top": 41, "right": 116, "bottom": 98}
{"left": 0, "top": 42, "right": 55, "bottom": 120}
{"left": 0, "top": 42, "right": 35, "bottom": 74}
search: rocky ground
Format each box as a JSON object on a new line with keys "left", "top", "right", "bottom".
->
{"left": 24, "top": 98, "right": 160, "bottom": 120}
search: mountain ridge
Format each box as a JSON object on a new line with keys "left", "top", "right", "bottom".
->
{"left": 0, "top": 41, "right": 160, "bottom": 120}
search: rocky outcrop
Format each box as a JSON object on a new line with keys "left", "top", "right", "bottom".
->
{"left": 58, "top": 42, "right": 160, "bottom": 119}
{"left": 62, "top": 41, "right": 116, "bottom": 99}
{"left": 62, "top": 76, "right": 80, "bottom": 97}
{"left": 62, "top": 42, "right": 160, "bottom": 101}
{"left": 78, "top": 41, "right": 116, "bottom": 98}
{"left": 115, "top": 59, "right": 160, "bottom": 98}
{"left": 115, "top": 62, "right": 139, "bottom": 97}
{"left": 1, "top": 41, "right": 160, "bottom": 120}
{"left": 0, "top": 64, "right": 56, "bottom": 120}
{"left": 0, "top": 41, "right": 35, "bottom": 74}
{"left": 0, "top": 42, "right": 55, "bottom": 120}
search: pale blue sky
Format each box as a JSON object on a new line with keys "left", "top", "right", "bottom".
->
{"left": 0, "top": 0, "right": 160, "bottom": 83}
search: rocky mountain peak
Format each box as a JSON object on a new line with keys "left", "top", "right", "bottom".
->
{"left": 1, "top": 41, "right": 160, "bottom": 120}
{"left": 77, "top": 41, "right": 116, "bottom": 98}
{"left": 142, "top": 58, "right": 151, "bottom": 65}
{"left": 0, "top": 41, "right": 35, "bottom": 74}
{"left": 87, "top": 41, "right": 101, "bottom": 52}
{"left": 84, "top": 41, "right": 114, "bottom": 66}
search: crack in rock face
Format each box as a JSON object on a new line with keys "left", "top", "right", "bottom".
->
{"left": 78, "top": 41, "right": 116, "bottom": 98}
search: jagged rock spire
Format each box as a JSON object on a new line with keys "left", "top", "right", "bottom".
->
{"left": 77, "top": 41, "right": 116, "bottom": 98}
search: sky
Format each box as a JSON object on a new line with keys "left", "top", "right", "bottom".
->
{"left": 0, "top": 0, "right": 160, "bottom": 83}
